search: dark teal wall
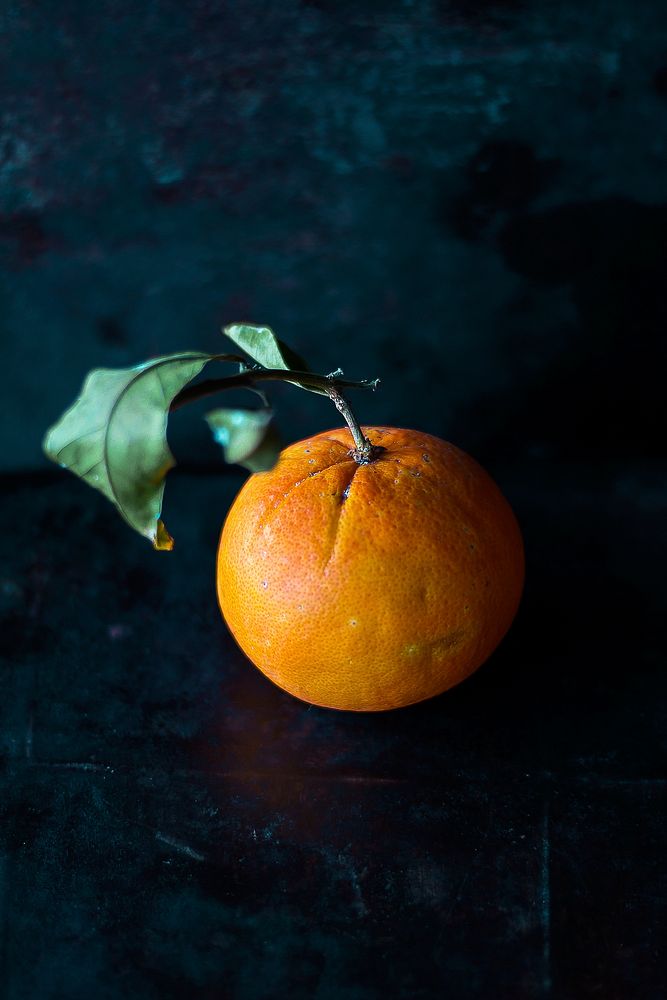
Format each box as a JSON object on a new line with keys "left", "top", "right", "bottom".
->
{"left": 2, "top": 1, "right": 665, "bottom": 471}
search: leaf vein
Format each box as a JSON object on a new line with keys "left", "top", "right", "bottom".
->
{"left": 102, "top": 354, "right": 208, "bottom": 526}
{"left": 53, "top": 424, "right": 107, "bottom": 461}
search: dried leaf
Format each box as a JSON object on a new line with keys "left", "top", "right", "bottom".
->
{"left": 223, "top": 323, "right": 326, "bottom": 395}
{"left": 205, "top": 407, "right": 280, "bottom": 473}
{"left": 43, "top": 353, "right": 212, "bottom": 548}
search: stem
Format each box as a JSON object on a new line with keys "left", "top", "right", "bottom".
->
{"left": 171, "top": 368, "right": 379, "bottom": 411}
{"left": 325, "top": 385, "right": 379, "bottom": 464}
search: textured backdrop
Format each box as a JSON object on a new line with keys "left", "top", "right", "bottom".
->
{"left": 2, "top": 0, "right": 666, "bottom": 471}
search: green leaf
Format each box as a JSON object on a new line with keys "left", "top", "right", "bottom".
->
{"left": 205, "top": 407, "right": 281, "bottom": 473}
{"left": 43, "top": 353, "right": 212, "bottom": 549}
{"left": 223, "top": 323, "right": 327, "bottom": 395}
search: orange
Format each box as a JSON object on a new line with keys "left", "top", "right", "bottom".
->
{"left": 217, "top": 426, "right": 524, "bottom": 711}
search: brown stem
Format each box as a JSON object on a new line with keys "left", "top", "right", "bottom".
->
{"left": 170, "top": 368, "right": 379, "bottom": 412}
{"left": 325, "top": 385, "right": 383, "bottom": 465}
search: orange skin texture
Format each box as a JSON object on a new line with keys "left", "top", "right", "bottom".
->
{"left": 217, "top": 427, "right": 524, "bottom": 712}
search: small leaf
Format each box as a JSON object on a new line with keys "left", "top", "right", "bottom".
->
{"left": 205, "top": 407, "right": 281, "bottom": 473}
{"left": 223, "top": 323, "right": 327, "bottom": 395}
{"left": 43, "top": 353, "right": 212, "bottom": 548}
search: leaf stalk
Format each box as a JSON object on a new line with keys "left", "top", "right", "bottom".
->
{"left": 171, "top": 367, "right": 379, "bottom": 411}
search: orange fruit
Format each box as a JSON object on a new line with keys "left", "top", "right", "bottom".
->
{"left": 217, "top": 426, "right": 524, "bottom": 712}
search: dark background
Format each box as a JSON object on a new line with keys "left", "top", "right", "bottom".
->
{"left": 1, "top": 2, "right": 665, "bottom": 997}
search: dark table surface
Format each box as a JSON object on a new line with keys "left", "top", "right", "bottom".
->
{"left": 1, "top": 453, "right": 664, "bottom": 999}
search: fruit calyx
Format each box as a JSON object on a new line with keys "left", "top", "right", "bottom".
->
{"left": 348, "top": 443, "right": 385, "bottom": 465}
